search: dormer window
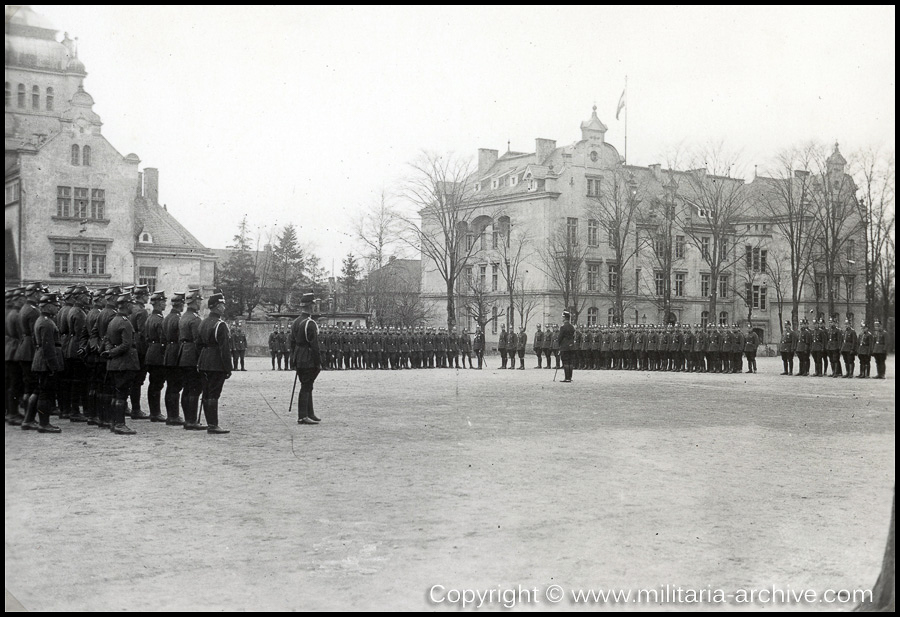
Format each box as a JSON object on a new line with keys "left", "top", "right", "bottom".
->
{"left": 509, "top": 175, "right": 518, "bottom": 187}
{"left": 474, "top": 182, "right": 481, "bottom": 192}
{"left": 139, "top": 232, "right": 153, "bottom": 243}
{"left": 491, "top": 178, "right": 500, "bottom": 190}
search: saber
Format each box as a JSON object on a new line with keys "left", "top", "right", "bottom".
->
{"left": 288, "top": 371, "right": 298, "bottom": 416}
{"left": 553, "top": 364, "right": 559, "bottom": 382}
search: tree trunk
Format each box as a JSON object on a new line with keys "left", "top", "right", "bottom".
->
{"left": 855, "top": 487, "right": 895, "bottom": 612}
{"left": 445, "top": 280, "right": 456, "bottom": 330}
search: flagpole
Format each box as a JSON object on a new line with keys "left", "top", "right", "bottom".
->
{"left": 624, "top": 75, "right": 628, "bottom": 165}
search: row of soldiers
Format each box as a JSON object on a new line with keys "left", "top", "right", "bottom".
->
{"left": 296, "top": 324, "right": 490, "bottom": 370}
{"left": 777, "top": 318, "right": 888, "bottom": 378}
{"left": 526, "top": 322, "right": 763, "bottom": 373}
{"left": 5, "top": 283, "right": 233, "bottom": 434}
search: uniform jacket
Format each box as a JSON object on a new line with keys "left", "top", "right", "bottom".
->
{"left": 550, "top": 330, "right": 561, "bottom": 350}
{"left": 533, "top": 329, "right": 543, "bottom": 350}
{"left": 517, "top": 332, "right": 527, "bottom": 351}
{"left": 473, "top": 332, "right": 484, "bottom": 351}
{"left": 13, "top": 302, "right": 39, "bottom": 362}
{"left": 811, "top": 328, "right": 826, "bottom": 352}
{"left": 144, "top": 310, "right": 166, "bottom": 366}
{"left": 840, "top": 328, "right": 858, "bottom": 353}
{"left": 558, "top": 322, "right": 576, "bottom": 351}
{"left": 826, "top": 327, "right": 843, "bottom": 351}
{"left": 31, "top": 313, "right": 64, "bottom": 373}
{"left": 507, "top": 332, "right": 517, "bottom": 351}
{"left": 269, "top": 331, "right": 279, "bottom": 352}
{"left": 731, "top": 331, "right": 744, "bottom": 354}
{"left": 857, "top": 331, "right": 873, "bottom": 355}
{"left": 290, "top": 316, "right": 321, "bottom": 370}
{"left": 497, "top": 330, "right": 508, "bottom": 350}
{"left": 130, "top": 305, "right": 149, "bottom": 358}
{"left": 65, "top": 305, "right": 88, "bottom": 360}
{"left": 459, "top": 333, "right": 471, "bottom": 352}
{"left": 198, "top": 315, "right": 232, "bottom": 372}
{"left": 177, "top": 309, "right": 202, "bottom": 367}
{"left": 105, "top": 314, "right": 140, "bottom": 371}
{"left": 693, "top": 330, "right": 706, "bottom": 353}
{"left": 796, "top": 328, "right": 812, "bottom": 353}
{"left": 706, "top": 331, "right": 719, "bottom": 352}
{"left": 233, "top": 331, "right": 248, "bottom": 351}
{"left": 4, "top": 306, "right": 19, "bottom": 361}
{"left": 744, "top": 331, "right": 759, "bottom": 352}
{"left": 163, "top": 309, "right": 182, "bottom": 367}
{"left": 872, "top": 331, "right": 886, "bottom": 354}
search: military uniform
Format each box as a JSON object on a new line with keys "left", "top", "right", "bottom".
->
{"left": 516, "top": 327, "right": 527, "bottom": 370}
{"left": 103, "top": 294, "right": 141, "bottom": 435}
{"left": 127, "top": 285, "right": 151, "bottom": 420}
{"left": 24, "top": 293, "right": 64, "bottom": 432}
{"left": 5, "top": 288, "right": 25, "bottom": 425}
{"left": 826, "top": 321, "right": 843, "bottom": 376}
{"left": 93, "top": 287, "right": 121, "bottom": 428}
{"left": 506, "top": 329, "right": 517, "bottom": 370}
{"left": 178, "top": 290, "right": 205, "bottom": 430}
{"left": 743, "top": 326, "right": 759, "bottom": 373}
{"left": 542, "top": 324, "right": 553, "bottom": 369}
{"left": 795, "top": 321, "right": 812, "bottom": 376}
{"left": 143, "top": 291, "right": 168, "bottom": 422}
{"left": 498, "top": 326, "right": 509, "bottom": 369}
{"left": 162, "top": 293, "right": 186, "bottom": 424}
{"left": 14, "top": 283, "right": 44, "bottom": 426}
{"left": 840, "top": 321, "right": 858, "bottom": 378}
{"left": 473, "top": 328, "right": 485, "bottom": 369}
{"left": 856, "top": 323, "right": 873, "bottom": 379}
{"left": 810, "top": 321, "right": 826, "bottom": 376}
{"left": 290, "top": 294, "right": 322, "bottom": 424}
{"left": 533, "top": 325, "right": 544, "bottom": 368}
{"left": 197, "top": 293, "right": 231, "bottom": 434}
{"left": 871, "top": 321, "right": 887, "bottom": 379}
{"left": 63, "top": 287, "right": 90, "bottom": 422}
{"left": 558, "top": 312, "right": 576, "bottom": 382}
{"left": 459, "top": 330, "right": 473, "bottom": 368}
{"left": 269, "top": 326, "right": 279, "bottom": 370}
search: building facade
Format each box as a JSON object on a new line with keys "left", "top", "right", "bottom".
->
{"left": 420, "top": 108, "right": 866, "bottom": 345}
{"left": 5, "top": 5, "right": 215, "bottom": 294}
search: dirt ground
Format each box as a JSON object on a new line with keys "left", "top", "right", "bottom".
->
{"left": 5, "top": 356, "right": 895, "bottom": 611}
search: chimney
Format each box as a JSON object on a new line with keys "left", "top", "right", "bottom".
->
{"left": 535, "top": 138, "right": 556, "bottom": 164}
{"left": 143, "top": 167, "right": 159, "bottom": 204}
{"left": 649, "top": 163, "right": 661, "bottom": 180}
{"left": 478, "top": 148, "right": 498, "bottom": 174}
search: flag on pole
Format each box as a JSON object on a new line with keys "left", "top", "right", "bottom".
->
{"left": 616, "top": 88, "right": 626, "bottom": 120}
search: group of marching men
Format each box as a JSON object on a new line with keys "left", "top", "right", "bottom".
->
{"left": 5, "top": 282, "right": 235, "bottom": 435}
{"left": 524, "top": 322, "right": 764, "bottom": 373}
{"left": 275, "top": 324, "right": 491, "bottom": 371}
{"left": 777, "top": 318, "right": 889, "bottom": 378}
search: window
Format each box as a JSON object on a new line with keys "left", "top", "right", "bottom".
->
{"left": 82, "top": 145, "right": 91, "bottom": 167}
{"left": 675, "top": 235, "right": 685, "bottom": 259}
{"left": 587, "top": 307, "right": 598, "bottom": 326}
{"left": 701, "top": 311, "right": 710, "bottom": 327}
{"left": 491, "top": 263, "right": 499, "bottom": 291}
{"left": 492, "top": 229, "right": 499, "bottom": 250}
{"left": 702, "top": 236, "right": 710, "bottom": 259}
{"left": 608, "top": 265, "right": 618, "bottom": 292}
{"left": 655, "top": 271, "right": 665, "bottom": 296}
{"left": 815, "top": 275, "right": 825, "bottom": 299}
{"left": 479, "top": 230, "right": 487, "bottom": 251}
{"left": 566, "top": 217, "right": 579, "bottom": 246}
{"left": 845, "top": 276, "right": 854, "bottom": 301}
{"left": 653, "top": 236, "right": 665, "bottom": 256}
{"left": 31, "top": 85, "right": 39, "bottom": 110}
{"left": 751, "top": 285, "right": 768, "bottom": 310}
{"left": 491, "top": 307, "right": 498, "bottom": 334}
{"left": 846, "top": 240, "right": 855, "bottom": 261}
{"left": 674, "top": 272, "right": 685, "bottom": 297}
{"left": 719, "top": 237, "right": 728, "bottom": 261}
{"left": 91, "top": 189, "right": 105, "bottom": 219}
{"left": 746, "top": 246, "right": 767, "bottom": 272}
{"left": 635, "top": 268, "right": 641, "bottom": 293}
{"left": 719, "top": 311, "right": 728, "bottom": 325}
{"left": 701, "top": 273, "right": 710, "bottom": 298}
{"left": 52, "top": 242, "right": 108, "bottom": 276}
{"left": 46, "top": 87, "right": 53, "bottom": 111}
{"left": 587, "top": 219, "right": 599, "bottom": 247}
{"left": 491, "top": 178, "right": 499, "bottom": 190}
{"left": 719, "top": 275, "right": 728, "bottom": 299}
{"left": 587, "top": 177, "right": 601, "bottom": 197}
{"left": 56, "top": 186, "right": 71, "bottom": 217}
{"left": 464, "top": 266, "right": 473, "bottom": 284}
{"left": 467, "top": 310, "right": 474, "bottom": 332}
{"left": 760, "top": 249, "right": 767, "bottom": 273}
{"left": 478, "top": 265, "right": 486, "bottom": 290}
{"left": 71, "top": 144, "right": 80, "bottom": 166}
{"left": 5, "top": 180, "right": 20, "bottom": 205}
{"left": 17, "top": 84, "right": 25, "bottom": 108}
{"left": 74, "top": 187, "right": 89, "bottom": 218}
{"left": 139, "top": 266, "right": 158, "bottom": 290}
{"left": 587, "top": 263, "right": 600, "bottom": 291}
{"left": 466, "top": 232, "right": 475, "bottom": 251}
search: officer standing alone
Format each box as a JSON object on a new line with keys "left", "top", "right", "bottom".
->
{"left": 291, "top": 294, "right": 322, "bottom": 424}
{"left": 197, "top": 293, "right": 231, "bottom": 434}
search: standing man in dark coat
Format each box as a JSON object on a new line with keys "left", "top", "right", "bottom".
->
{"left": 198, "top": 293, "right": 232, "bottom": 434}
{"left": 811, "top": 319, "right": 826, "bottom": 376}
{"left": 826, "top": 318, "right": 843, "bottom": 377}
{"left": 542, "top": 323, "right": 554, "bottom": 369}
{"left": 5, "top": 288, "right": 25, "bottom": 425}
{"left": 128, "top": 284, "right": 151, "bottom": 420}
{"left": 64, "top": 286, "right": 90, "bottom": 423}
{"left": 290, "top": 293, "right": 322, "bottom": 424}
{"left": 743, "top": 324, "right": 759, "bottom": 373}
{"left": 94, "top": 286, "right": 121, "bottom": 428}
{"left": 178, "top": 289, "right": 205, "bottom": 430}
{"left": 856, "top": 322, "right": 873, "bottom": 379}
{"left": 779, "top": 321, "right": 795, "bottom": 375}
{"left": 498, "top": 325, "right": 508, "bottom": 369}
{"left": 269, "top": 325, "right": 279, "bottom": 370}
{"left": 102, "top": 293, "right": 140, "bottom": 435}
{"left": 162, "top": 292, "right": 186, "bottom": 425}
{"left": 795, "top": 319, "right": 812, "bottom": 376}
{"left": 15, "top": 282, "right": 44, "bottom": 427}
{"left": 25, "top": 292, "right": 64, "bottom": 433}
{"left": 840, "top": 318, "right": 859, "bottom": 378}
{"left": 459, "top": 328, "right": 473, "bottom": 369}
{"left": 558, "top": 311, "right": 576, "bottom": 383}
{"left": 533, "top": 324, "right": 544, "bottom": 368}
{"left": 871, "top": 320, "right": 887, "bottom": 379}
{"left": 473, "top": 326, "right": 485, "bottom": 369}
{"left": 506, "top": 328, "right": 517, "bottom": 370}
{"left": 516, "top": 326, "right": 527, "bottom": 370}
{"left": 144, "top": 290, "right": 168, "bottom": 422}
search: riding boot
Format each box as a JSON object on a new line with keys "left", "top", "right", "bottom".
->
{"left": 113, "top": 400, "right": 136, "bottom": 435}
{"left": 21, "top": 394, "right": 40, "bottom": 430}
{"left": 206, "top": 399, "right": 229, "bottom": 434}
{"left": 37, "top": 406, "right": 61, "bottom": 433}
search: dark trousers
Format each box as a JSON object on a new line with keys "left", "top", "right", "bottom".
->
{"left": 164, "top": 366, "right": 183, "bottom": 418}
{"left": 270, "top": 351, "right": 277, "bottom": 369}
{"left": 296, "top": 367, "right": 321, "bottom": 420}
{"left": 857, "top": 353, "right": 870, "bottom": 376}
{"left": 36, "top": 372, "right": 57, "bottom": 424}
{"left": 499, "top": 349, "right": 507, "bottom": 368}
{"left": 6, "top": 360, "right": 23, "bottom": 417}
{"left": 181, "top": 367, "right": 202, "bottom": 417}
{"left": 130, "top": 364, "right": 147, "bottom": 412}
{"left": 232, "top": 351, "right": 240, "bottom": 371}
{"left": 475, "top": 350, "right": 484, "bottom": 368}
{"left": 560, "top": 350, "right": 575, "bottom": 381}
{"left": 201, "top": 371, "right": 227, "bottom": 400}
{"left": 147, "top": 366, "right": 166, "bottom": 416}
{"left": 811, "top": 351, "right": 824, "bottom": 375}
{"left": 842, "top": 352, "right": 856, "bottom": 375}
{"left": 535, "top": 349, "right": 543, "bottom": 367}
{"left": 797, "top": 352, "right": 810, "bottom": 375}
{"left": 544, "top": 349, "right": 552, "bottom": 368}
{"left": 745, "top": 351, "right": 757, "bottom": 372}
{"left": 781, "top": 352, "right": 794, "bottom": 374}
{"left": 873, "top": 353, "right": 886, "bottom": 377}
{"left": 68, "top": 358, "right": 88, "bottom": 415}
{"left": 828, "top": 350, "right": 842, "bottom": 375}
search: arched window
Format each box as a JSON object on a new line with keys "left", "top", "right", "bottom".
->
{"left": 719, "top": 311, "right": 728, "bottom": 325}
{"left": 71, "top": 144, "right": 80, "bottom": 166}
{"left": 5, "top": 83, "right": 10, "bottom": 107}
{"left": 32, "top": 85, "right": 40, "bottom": 109}
{"left": 82, "top": 145, "right": 91, "bottom": 167}
{"left": 701, "top": 311, "right": 710, "bottom": 328}
{"left": 17, "top": 84, "right": 25, "bottom": 108}
{"left": 46, "top": 87, "right": 54, "bottom": 111}
{"left": 607, "top": 307, "right": 614, "bottom": 325}
{"left": 587, "top": 307, "right": 598, "bottom": 326}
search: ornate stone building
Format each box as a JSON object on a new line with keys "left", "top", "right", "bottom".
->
{"left": 419, "top": 107, "right": 865, "bottom": 345}
{"left": 5, "top": 5, "right": 215, "bottom": 294}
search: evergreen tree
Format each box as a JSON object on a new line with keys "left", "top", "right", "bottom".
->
{"left": 266, "top": 223, "right": 304, "bottom": 312}
{"left": 218, "top": 216, "right": 258, "bottom": 318}
{"left": 340, "top": 252, "right": 361, "bottom": 310}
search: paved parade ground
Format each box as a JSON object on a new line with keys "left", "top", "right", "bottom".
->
{"left": 5, "top": 355, "right": 895, "bottom": 611}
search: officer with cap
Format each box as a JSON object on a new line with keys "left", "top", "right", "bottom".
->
{"left": 268, "top": 324, "right": 279, "bottom": 370}
{"left": 558, "top": 310, "right": 576, "bottom": 382}
{"left": 826, "top": 318, "right": 843, "bottom": 377}
{"left": 516, "top": 325, "right": 527, "bottom": 370}
{"left": 290, "top": 293, "right": 322, "bottom": 424}
{"left": 5, "top": 288, "right": 26, "bottom": 425}
{"left": 796, "top": 319, "right": 812, "bottom": 376}
{"left": 56, "top": 286, "right": 76, "bottom": 419}
{"left": 473, "top": 326, "right": 485, "bottom": 369}
{"left": 872, "top": 320, "right": 887, "bottom": 379}
{"left": 83, "top": 289, "right": 105, "bottom": 424}
{"left": 63, "top": 285, "right": 90, "bottom": 422}
{"left": 23, "top": 293, "right": 64, "bottom": 432}
{"left": 178, "top": 289, "right": 206, "bottom": 430}
{"left": 811, "top": 319, "right": 826, "bottom": 376}
{"left": 743, "top": 323, "right": 759, "bottom": 373}
{"left": 93, "top": 286, "right": 122, "bottom": 428}
{"left": 533, "top": 323, "right": 544, "bottom": 368}
{"left": 840, "top": 318, "right": 858, "bottom": 378}
{"left": 127, "top": 284, "right": 151, "bottom": 420}
{"left": 143, "top": 290, "right": 168, "bottom": 421}
{"left": 162, "top": 292, "right": 186, "bottom": 425}
{"left": 14, "top": 283, "right": 44, "bottom": 425}
{"left": 856, "top": 322, "right": 873, "bottom": 379}
{"left": 197, "top": 293, "right": 232, "bottom": 434}
{"left": 102, "top": 293, "right": 140, "bottom": 435}
{"left": 498, "top": 324, "right": 508, "bottom": 369}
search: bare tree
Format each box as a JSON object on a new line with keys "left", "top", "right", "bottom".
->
{"left": 853, "top": 147, "right": 895, "bottom": 325}
{"left": 755, "top": 144, "right": 820, "bottom": 324}
{"left": 493, "top": 212, "right": 533, "bottom": 331}
{"left": 537, "top": 219, "right": 590, "bottom": 322}
{"left": 513, "top": 276, "right": 540, "bottom": 331}
{"left": 766, "top": 249, "right": 792, "bottom": 336}
{"left": 397, "top": 151, "right": 482, "bottom": 330}
{"left": 733, "top": 239, "right": 771, "bottom": 324}
{"left": 462, "top": 272, "right": 500, "bottom": 333}
{"left": 353, "top": 189, "right": 403, "bottom": 271}
{"left": 808, "top": 142, "right": 863, "bottom": 319}
{"left": 679, "top": 145, "right": 754, "bottom": 320}
{"left": 638, "top": 174, "right": 686, "bottom": 322}
{"left": 587, "top": 167, "right": 645, "bottom": 323}
{"left": 877, "top": 232, "right": 895, "bottom": 332}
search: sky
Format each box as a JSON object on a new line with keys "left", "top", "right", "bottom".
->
{"left": 28, "top": 5, "right": 896, "bottom": 274}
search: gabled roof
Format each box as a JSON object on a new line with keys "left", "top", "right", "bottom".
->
{"left": 133, "top": 196, "right": 210, "bottom": 252}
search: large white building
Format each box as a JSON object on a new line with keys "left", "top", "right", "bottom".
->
{"left": 5, "top": 5, "right": 215, "bottom": 294}
{"left": 419, "top": 107, "right": 866, "bottom": 345}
